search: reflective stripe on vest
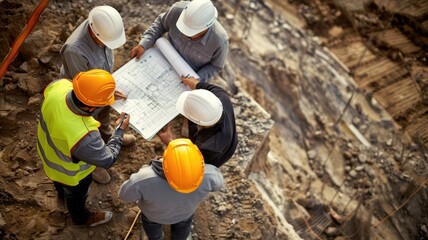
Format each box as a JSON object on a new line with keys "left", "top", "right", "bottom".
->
{"left": 37, "top": 79, "right": 100, "bottom": 186}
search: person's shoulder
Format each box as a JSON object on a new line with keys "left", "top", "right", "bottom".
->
{"left": 63, "top": 21, "right": 90, "bottom": 50}
{"left": 65, "top": 21, "right": 87, "bottom": 43}
{"left": 169, "top": 1, "right": 189, "bottom": 13}
{"left": 62, "top": 42, "right": 83, "bottom": 55}
{"left": 203, "top": 164, "right": 224, "bottom": 188}
{"left": 171, "top": 1, "right": 189, "bottom": 9}
{"left": 136, "top": 165, "right": 158, "bottom": 177}
{"left": 125, "top": 165, "right": 160, "bottom": 184}
{"left": 207, "top": 22, "right": 228, "bottom": 46}
{"left": 213, "top": 22, "right": 228, "bottom": 40}
{"left": 198, "top": 82, "right": 229, "bottom": 98}
{"left": 204, "top": 164, "right": 222, "bottom": 176}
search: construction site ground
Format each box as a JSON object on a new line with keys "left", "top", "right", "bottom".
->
{"left": 0, "top": 0, "right": 427, "bottom": 239}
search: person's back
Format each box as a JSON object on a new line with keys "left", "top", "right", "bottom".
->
{"left": 119, "top": 161, "right": 222, "bottom": 224}
{"left": 187, "top": 82, "right": 238, "bottom": 167}
{"left": 157, "top": 78, "right": 238, "bottom": 167}
{"left": 119, "top": 138, "right": 224, "bottom": 239}
{"left": 38, "top": 78, "right": 100, "bottom": 184}
{"left": 172, "top": 79, "right": 238, "bottom": 167}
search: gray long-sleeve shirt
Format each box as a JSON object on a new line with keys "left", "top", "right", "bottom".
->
{"left": 60, "top": 20, "right": 114, "bottom": 79}
{"left": 119, "top": 160, "right": 224, "bottom": 224}
{"left": 139, "top": 1, "right": 229, "bottom": 82}
{"left": 64, "top": 90, "right": 124, "bottom": 168}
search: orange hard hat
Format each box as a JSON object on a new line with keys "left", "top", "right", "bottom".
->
{"left": 72, "top": 69, "right": 116, "bottom": 107}
{"left": 163, "top": 138, "right": 204, "bottom": 193}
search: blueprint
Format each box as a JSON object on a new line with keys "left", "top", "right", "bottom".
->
{"left": 112, "top": 45, "right": 190, "bottom": 140}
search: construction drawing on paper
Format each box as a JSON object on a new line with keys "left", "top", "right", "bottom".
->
{"left": 112, "top": 47, "right": 189, "bottom": 140}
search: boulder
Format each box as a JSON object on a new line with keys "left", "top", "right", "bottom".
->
{"left": 20, "top": 29, "right": 52, "bottom": 59}
{"left": 17, "top": 74, "right": 44, "bottom": 95}
{"left": 27, "top": 93, "right": 43, "bottom": 111}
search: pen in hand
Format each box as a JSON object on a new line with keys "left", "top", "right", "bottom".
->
{"left": 115, "top": 113, "right": 128, "bottom": 131}
{"left": 181, "top": 74, "right": 190, "bottom": 83}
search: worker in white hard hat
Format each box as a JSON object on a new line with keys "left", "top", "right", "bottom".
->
{"left": 158, "top": 77, "right": 238, "bottom": 167}
{"left": 59, "top": 5, "right": 136, "bottom": 184}
{"left": 130, "top": 0, "right": 229, "bottom": 83}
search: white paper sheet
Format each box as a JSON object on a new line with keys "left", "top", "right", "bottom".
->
{"left": 112, "top": 41, "right": 191, "bottom": 140}
{"left": 155, "top": 37, "right": 200, "bottom": 79}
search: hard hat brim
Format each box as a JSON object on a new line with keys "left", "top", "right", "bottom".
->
{"left": 176, "top": 90, "right": 223, "bottom": 127}
{"left": 176, "top": 90, "right": 190, "bottom": 116}
{"left": 176, "top": 11, "right": 209, "bottom": 37}
{"left": 100, "top": 31, "right": 126, "bottom": 49}
{"left": 106, "top": 95, "right": 115, "bottom": 106}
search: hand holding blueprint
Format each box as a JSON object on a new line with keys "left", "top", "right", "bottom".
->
{"left": 111, "top": 38, "right": 194, "bottom": 140}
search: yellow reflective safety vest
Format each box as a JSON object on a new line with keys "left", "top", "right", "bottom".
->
{"left": 37, "top": 79, "right": 100, "bottom": 186}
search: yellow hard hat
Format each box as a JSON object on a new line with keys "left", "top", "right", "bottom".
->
{"left": 163, "top": 138, "right": 204, "bottom": 193}
{"left": 72, "top": 69, "right": 116, "bottom": 107}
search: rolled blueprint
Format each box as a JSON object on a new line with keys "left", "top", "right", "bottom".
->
{"left": 155, "top": 37, "right": 200, "bottom": 79}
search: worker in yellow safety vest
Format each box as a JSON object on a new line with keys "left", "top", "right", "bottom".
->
{"left": 37, "top": 69, "right": 131, "bottom": 227}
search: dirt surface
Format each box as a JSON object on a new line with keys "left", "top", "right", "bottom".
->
{"left": 1, "top": 0, "right": 428, "bottom": 240}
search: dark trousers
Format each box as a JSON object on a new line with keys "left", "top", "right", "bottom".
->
{"left": 54, "top": 174, "right": 93, "bottom": 225}
{"left": 141, "top": 213, "right": 193, "bottom": 240}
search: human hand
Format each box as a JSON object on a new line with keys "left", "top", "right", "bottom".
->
{"left": 130, "top": 45, "right": 145, "bottom": 61}
{"left": 115, "top": 112, "right": 130, "bottom": 131}
{"left": 181, "top": 75, "right": 199, "bottom": 90}
{"left": 114, "top": 90, "right": 127, "bottom": 100}
{"left": 157, "top": 123, "right": 173, "bottom": 145}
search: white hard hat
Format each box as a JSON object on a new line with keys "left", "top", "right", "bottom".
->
{"left": 176, "top": 0, "right": 218, "bottom": 37}
{"left": 88, "top": 6, "right": 126, "bottom": 49}
{"left": 176, "top": 89, "right": 223, "bottom": 127}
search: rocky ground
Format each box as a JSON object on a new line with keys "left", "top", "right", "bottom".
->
{"left": 1, "top": 0, "right": 427, "bottom": 240}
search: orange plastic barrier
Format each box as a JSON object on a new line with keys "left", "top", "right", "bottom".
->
{"left": 0, "top": 0, "right": 50, "bottom": 79}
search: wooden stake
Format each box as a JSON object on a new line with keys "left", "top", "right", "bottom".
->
{"left": 124, "top": 210, "right": 141, "bottom": 240}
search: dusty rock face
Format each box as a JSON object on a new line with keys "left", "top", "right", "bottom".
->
{"left": 240, "top": 0, "right": 428, "bottom": 239}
